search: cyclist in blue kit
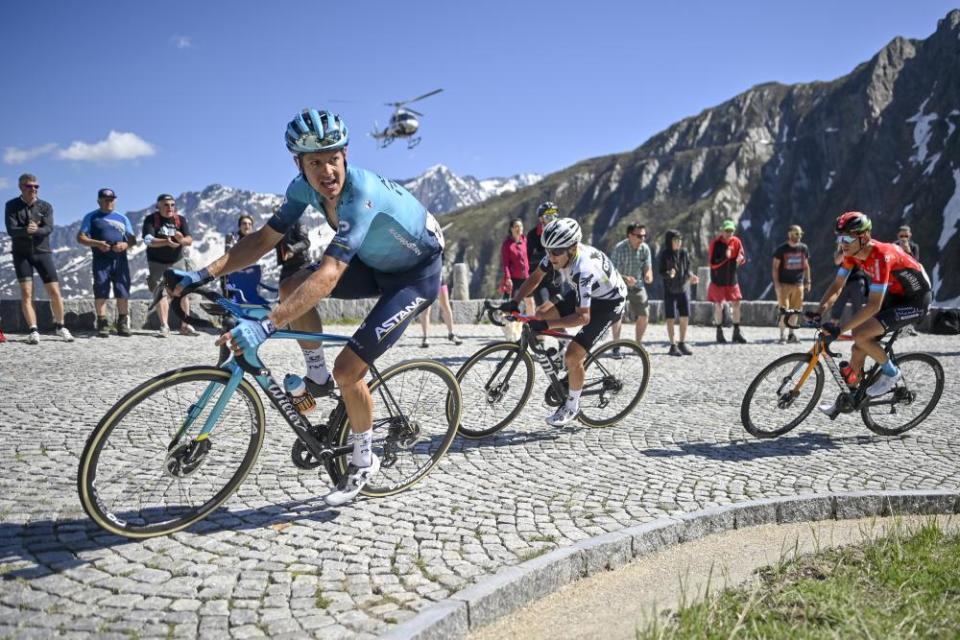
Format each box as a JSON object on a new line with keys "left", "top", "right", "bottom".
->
{"left": 170, "top": 109, "right": 444, "bottom": 505}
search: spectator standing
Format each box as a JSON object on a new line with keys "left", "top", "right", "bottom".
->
{"left": 500, "top": 218, "right": 534, "bottom": 312}
{"left": 77, "top": 188, "right": 137, "bottom": 337}
{"left": 708, "top": 219, "right": 747, "bottom": 344}
{"left": 658, "top": 229, "right": 699, "bottom": 356}
{"left": 142, "top": 194, "right": 198, "bottom": 336}
{"left": 526, "top": 201, "right": 561, "bottom": 307}
{"left": 610, "top": 222, "right": 653, "bottom": 347}
{"left": 896, "top": 225, "right": 920, "bottom": 262}
{"left": 4, "top": 173, "right": 72, "bottom": 344}
{"left": 224, "top": 215, "right": 275, "bottom": 305}
{"left": 772, "top": 224, "right": 811, "bottom": 343}
{"left": 418, "top": 263, "right": 463, "bottom": 348}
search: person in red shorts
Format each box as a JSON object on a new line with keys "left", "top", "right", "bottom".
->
{"left": 708, "top": 219, "right": 747, "bottom": 343}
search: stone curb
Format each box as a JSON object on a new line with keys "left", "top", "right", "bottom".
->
{"left": 380, "top": 490, "right": 960, "bottom": 640}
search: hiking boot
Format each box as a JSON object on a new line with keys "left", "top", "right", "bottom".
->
{"left": 732, "top": 328, "right": 748, "bottom": 344}
{"left": 867, "top": 369, "right": 902, "bottom": 397}
{"left": 117, "top": 315, "right": 132, "bottom": 337}
{"left": 56, "top": 326, "right": 75, "bottom": 342}
{"left": 448, "top": 333, "right": 463, "bottom": 346}
{"left": 677, "top": 341, "right": 693, "bottom": 356}
{"left": 668, "top": 343, "right": 682, "bottom": 357}
{"left": 97, "top": 318, "right": 110, "bottom": 338}
{"left": 27, "top": 329, "right": 40, "bottom": 345}
{"left": 324, "top": 454, "right": 380, "bottom": 506}
{"left": 716, "top": 326, "right": 727, "bottom": 344}
{"left": 546, "top": 403, "right": 579, "bottom": 427}
{"left": 305, "top": 375, "right": 336, "bottom": 398}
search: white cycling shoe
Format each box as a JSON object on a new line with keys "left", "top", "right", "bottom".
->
{"left": 866, "top": 369, "right": 902, "bottom": 397}
{"left": 546, "top": 404, "right": 579, "bottom": 427}
{"left": 324, "top": 453, "right": 380, "bottom": 506}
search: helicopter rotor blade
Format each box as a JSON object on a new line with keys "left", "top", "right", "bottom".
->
{"left": 404, "top": 88, "right": 443, "bottom": 105}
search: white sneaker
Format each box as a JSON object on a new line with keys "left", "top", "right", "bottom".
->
{"left": 158, "top": 325, "right": 170, "bottom": 338}
{"left": 57, "top": 327, "right": 75, "bottom": 342}
{"left": 179, "top": 323, "right": 199, "bottom": 336}
{"left": 324, "top": 454, "right": 380, "bottom": 506}
{"left": 27, "top": 330, "right": 40, "bottom": 345}
{"left": 546, "top": 403, "right": 579, "bottom": 427}
{"left": 866, "top": 369, "right": 902, "bottom": 397}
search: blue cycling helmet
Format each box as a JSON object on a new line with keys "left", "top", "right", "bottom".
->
{"left": 285, "top": 109, "right": 349, "bottom": 154}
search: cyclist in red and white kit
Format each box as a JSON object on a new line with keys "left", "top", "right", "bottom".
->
{"left": 817, "top": 211, "right": 931, "bottom": 405}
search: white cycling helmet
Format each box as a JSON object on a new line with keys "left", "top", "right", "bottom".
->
{"left": 541, "top": 218, "right": 582, "bottom": 250}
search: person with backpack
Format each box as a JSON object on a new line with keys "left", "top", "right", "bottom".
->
{"left": 142, "top": 194, "right": 198, "bottom": 336}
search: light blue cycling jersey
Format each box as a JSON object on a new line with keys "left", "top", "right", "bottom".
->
{"left": 268, "top": 165, "right": 443, "bottom": 273}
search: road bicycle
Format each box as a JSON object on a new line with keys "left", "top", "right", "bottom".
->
{"left": 452, "top": 300, "right": 651, "bottom": 438}
{"left": 741, "top": 310, "right": 944, "bottom": 438}
{"left": 77, "top": 279, "right": 462, "bottom": 538}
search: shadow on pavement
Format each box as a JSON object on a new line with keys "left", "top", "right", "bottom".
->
{"left": 641, "top": 432, "right": 864, "bottom": 461}
{"left": 0, "top": 495, "right": 339, "bottom": 581}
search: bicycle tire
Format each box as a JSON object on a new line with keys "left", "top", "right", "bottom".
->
{"left": 77, "top": 366, "right": 266, "bottom": 539}
{"left": 454, "top": 341, "right": 535, "bottom": 438}
{"left": 741, "top": 353, "right": 824, "bottom": 438}
{"left": 327, "top": 359, "right": 462, "bottom": 497}
{"left": 577, "top": 340, "right": 651, "bottom": 427}
{"left": 861, "top": 352, "right": 944, "bottom": 436}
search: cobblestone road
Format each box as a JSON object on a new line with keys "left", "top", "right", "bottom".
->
{"left": 1, "top": 325, "right": 958, "bottom": 638}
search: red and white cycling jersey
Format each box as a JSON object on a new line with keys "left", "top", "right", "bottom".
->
{"left": 839, "top": 241, "right": 930, "bottom": 298}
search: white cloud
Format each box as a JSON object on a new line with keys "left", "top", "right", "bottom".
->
{"left": 58, "top": 131, "right": 156, "bottom": 162}
{"left": 4, "top": 143, "right": 58, "bottom": 164}
{"left": 0, "top": 177, "right": 9, "bottom": 189}
{"left": 172, "top": 35, "right": 192, "bottom": 49}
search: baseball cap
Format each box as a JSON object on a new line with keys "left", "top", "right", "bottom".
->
{"left": 156, "top": 193, "right": 175, "bottom": 202}
{"left": 721, "top": 219, "right": 736, "bottom": 231}
{"left": 97, "top": 188, "right": 116, "bottom": 199}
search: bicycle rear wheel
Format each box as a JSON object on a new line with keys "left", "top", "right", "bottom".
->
{"left": 77, "top": 366, "right": 266, "bottom": 538}
{"left": 741, "top": 353, "right": 824, "bottom": 438}
{"left": 454, "top": 341, "right": 535, "bottom": 438}
{"left": 861, "top": 353, "right": 944, "bottom": 436}
{"left": 577, "top": 340, "right": 651, "bottom": 427}
{"left": 328, "top": 359, "right": 462, "bottom": 497}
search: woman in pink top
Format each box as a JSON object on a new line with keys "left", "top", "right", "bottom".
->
{"left": 500, "top": 218, "right": 534, "bottom": 312}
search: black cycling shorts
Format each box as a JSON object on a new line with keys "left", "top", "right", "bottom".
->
{"left": 553, "top": 291, "right": 625, "bottom": 350}
{"left": 875, "top": 291, "right": 931, "bottom": 333}
{"left": 12, "top": 252, "right": 59, "bottom": 284}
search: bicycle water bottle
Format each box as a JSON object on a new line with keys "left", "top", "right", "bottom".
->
{"left": 284, "top": 374, "right": 316, "bottom": 414}
{"left": 838, "top": 361, "right": 858, "bottom": 388}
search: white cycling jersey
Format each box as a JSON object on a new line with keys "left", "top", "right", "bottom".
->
{"left": 538, "top": 243, "right": 627, "bottom": 308}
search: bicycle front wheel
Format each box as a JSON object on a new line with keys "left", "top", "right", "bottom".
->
{"left": 741, "top": 353, "right": 823, "bottom": 438}
{"left": 329, "top": 359, "right": 462, "bottom": 497}
{"left": 454, "top": 341, "right": 535, "bottom": 438}
{"left": 861, "top": 353, "right": 944, "bottom": 436}
{"left": 77, "top": 366, "right": 266, "bottom": 538}
{"left": 577, "top": 340, "right": 651, "bottom": 428}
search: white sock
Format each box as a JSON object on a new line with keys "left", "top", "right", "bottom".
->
{"left": 303, "top": 346, "right": 329, "bottom": 383}
{"left": 566, "top": 389, "right": 582, "bottom": 409}
{"left": 352, "top": 430, "right": 373, "bottom": 467}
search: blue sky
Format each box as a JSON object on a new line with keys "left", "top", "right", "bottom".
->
{"left": 2, "top": 1, "right": 957, "bottom": 224}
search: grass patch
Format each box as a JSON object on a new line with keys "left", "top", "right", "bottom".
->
{"left": 518, "top": 547, "right": 550, "bottom": 562}
{"left": 639, "top": 519, "right": 960, "bottom": 639}
{"left": 414, "top": 557, "right": 438, "bottom": 582}
{"left": 314, "top": 588, "right": 332, "bottom": 609}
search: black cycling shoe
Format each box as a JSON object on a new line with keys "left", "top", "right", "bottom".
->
{"left": 305, "top": 375, "right": 336, "bottom": 398}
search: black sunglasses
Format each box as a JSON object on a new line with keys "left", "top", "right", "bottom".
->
{"left": 631, "top": 232, "right": 646, "bottom": 238}
{"left": 22, "top": 183, "right": 40, "bottom": 189}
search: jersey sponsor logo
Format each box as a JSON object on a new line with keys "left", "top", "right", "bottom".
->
{"left": 375, "top": 297, "right": 427, "bottom": 341}
{"left": 390, "top": 228, "right": 422, "bottom": 256}
{"left": 365, "top": 199, "right": 373, "bottom": 209}
{"left": 338, "top": 219, "right": 351, "bottom": 234}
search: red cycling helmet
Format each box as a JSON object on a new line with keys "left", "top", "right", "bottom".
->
{"left": 835, "top": 211, "right": 872, "bottom": 235}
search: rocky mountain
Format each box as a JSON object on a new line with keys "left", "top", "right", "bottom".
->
{"left": 397, "top": 164, "right": 542, "bottom": 215}
{"left": 0, "top": 165, "right": 536, "bottom": 299}
{"left": 443, "top": 10, "right": 960, "bottom": 306}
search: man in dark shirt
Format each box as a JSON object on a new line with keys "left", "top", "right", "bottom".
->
{"left": 896, "top": 226, "right": 921, "bottom": 262}
{"left": 526, "top": 201, "right": 561, "bottom": 307}
{"left": 707, "top": 219, "right": 747, "bottom": 344}
{"left": 3, "top": 173, "right": 72, "bottom": 344}
{"left": 142, "top": 194, "right": 198, "bottom": 336}
{"left": 772, "top": 225, "right": 811, "bottom": 343}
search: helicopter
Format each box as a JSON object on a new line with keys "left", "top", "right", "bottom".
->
{"left": 370, "top": 89, "right": 443, "bottom": 149}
